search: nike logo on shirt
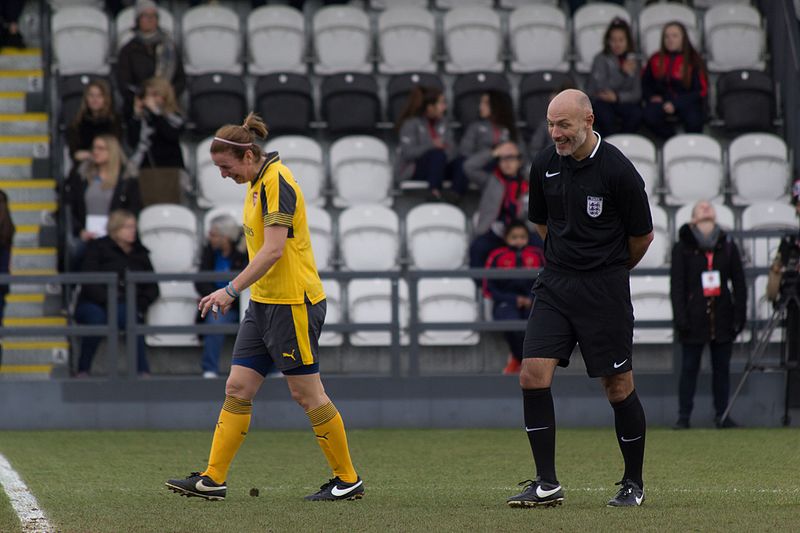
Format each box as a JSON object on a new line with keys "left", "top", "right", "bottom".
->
{"left": 525, "top": 426, "right": 549, "bottom": 432}
{"left": 613, "top": 359, "right": 628, "bottom": 369}
{"left": 621, "top": 435, "right": 642, "bottom": 443}
{"left": 195, "top": 479, "right": 225, "bottom": 492}
{"left": 535, "top": 485, "right": 562, "bottom": 498}
{"left": 545, "top": 170, "right": 560, "bottom": 178}
{"left": 330, "top": 480, "right": 363, "bottom": 497}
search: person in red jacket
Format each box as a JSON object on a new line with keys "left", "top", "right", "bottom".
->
{"left": 641, "top": 22, "right": 708, "bottom": 139}
{"left": 484, "top": 221, "right": 545, "bottom": 375}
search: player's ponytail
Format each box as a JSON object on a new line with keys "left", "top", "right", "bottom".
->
{"left": 242, "top": 112, "right": 268, "bottom": 140}
{"left": 211, "top": 112, "right": 268, "bottom": 160}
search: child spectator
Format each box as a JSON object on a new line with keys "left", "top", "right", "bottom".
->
{"left": 459, "top": 91, "right": 519, "bottom": 158}
{"left": 642, "top": 21, "right": 708, "bottom": 138}
{"left": 66, "top": 80, "right": 123, "bottom": 167}
{"left": 484, "top": 221, "right": 545, "bottom": 375}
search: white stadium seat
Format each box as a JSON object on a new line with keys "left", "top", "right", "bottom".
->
{"left": 138, "top": 204, "right": 197, "bottom": 272}
{"left": 741, "top": 202, "right": 797, "bottom": 267}
{"left": 704, "top": 4, "right": 766, "bottom": 72}
{"left": 49, "top": 0, "right": 103, "bottom": 8}
{"left": 406, "top": 203, "right": 468, "bottom": 269}
{"left": 247, "top": 6, "right": 306, "bottom": 75}
{"left": 635, "top": 205, "right": 669, "bottom": 269}
{"left": 674, "top": 202, "right": 736, "bottom": 234}
{"left": 348, "top": 278, "right": 409, "bottom": 346}
{"left": 638, "top": 3, "right": 699, "bottom": 59}
{"left": 573, "top": 3, "right": 630, "bottom": 73}
{"left": 605, "top": 134, "right": 658, "bottom": 194}
{"left": 436, "top": 0, "right": 494, "bottom": 8}
{"left": 630, "top": 275, "right": 673, "bottom": 344}
{"left": 264, "top": 136, "right": 325, "bottom": 207}
{"left": 329, "top": 136, "right": 392, "bottom": 208}
{"left": 417, "top": 278, "right": 479, "bottom": 346}
{"left": 371, "top": 0, "right": 428, "bottom": 8}
{"left": 313, "top": 6, "right": 372, "bottom": 75}
{"left": 202, "top": 204, "right": 243, "bottom": 237}
{"left": 378, "top": 7, "right": 437, "bottom": 74}
{"left": 319, "top": 279, "right": 343, "bottom": 347}
{"left": 52, "top": 6, "right": 110, "bottom": 75}
{"left": 196, "top": 137, "right": 245, "bottom": 208}
{"left": 663, "top": 134, "right": 724, "bottom": 206}
{"left": 338, "top": 204, "right": 399, "bottom": 271}
{"left": 500, "top": 0, "right": 559, "bottom": 7}
{"left": 146, "top": 282, "right": 200, "bottom": 347}
{"left": 115, "top": 6, "right": 175, "bottom": 51}
{"left": 509, "top": 4, "right": 570, "bottom": 73}
{"left": 306, "top": 205, "right": 334, "bottom": 272}
{"left": 182, "top": 5, "right": 242, "bottom": 75}
{"left": 443, "top": 6, "right": 503, "bottom": 74}
{"left": 729, "top": 133, "right": 790, "bottom": 206}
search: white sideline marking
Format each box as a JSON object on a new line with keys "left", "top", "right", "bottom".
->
{"left": 0, "top": 453, "right": 52, "bottom": 533}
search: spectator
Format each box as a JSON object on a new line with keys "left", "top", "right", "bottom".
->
{"left": 587, "top": 18, "right": 642, "bottom": 136}
{"left": 484, "top": 221, "right": 545, "bottom": 375}
{"left": 195, "top": 214, "right": 248, "bottom": 379}
{"left": 0, "top": 0, "right": 25, "bottom": 48}
{"left": 0, "top": 190, "right": 14, "bottom": 367}
{"left": 465, "top": 141, "right": 538, "bottom": 269}
{"left": 642, "top": 21, "right": 708, "bottom": 139}
{"left": 459, "top": 91, "right": 519, "bottom": 158}
{"left": 66, "top": 80, "right": 123, "bottom": 167}
{"left": 396, "top": 86, "right": 467, "bottom": 202}
{"left": 74, "top": 209, "right": 158, "bottom": 377}
{"left": 65, "top": 134, "right": 142, "bottom": 269}
{"left": 127, "top": 76, "right": 185, "bottom": 173}
{"left": 115, "top": 0, "right": 185, "bottom": 117}
{"left": 670, "top": 200, "right": 746, "bottom": 429}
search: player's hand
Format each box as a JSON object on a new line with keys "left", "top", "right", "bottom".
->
{"left": 663, "top": 101, "right": 676, "bottom": 114}
{"left": 199, "top": 288, "right": 235, "bottom": 319}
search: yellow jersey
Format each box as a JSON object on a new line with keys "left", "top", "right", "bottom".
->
{"left": 242, "top": 152, "right": 325, "bottom": 305}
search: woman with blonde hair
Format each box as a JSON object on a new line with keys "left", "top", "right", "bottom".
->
{"left": 66, "top": 79, "right": 122, "bottom": 165}
{"left": 127, "top": 76, "right": 185, "bottom": 173}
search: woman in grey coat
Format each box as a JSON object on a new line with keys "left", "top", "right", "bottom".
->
{"left": 587, "top": 18, "right": 642, "bottom": 136}
{"left": 459, "top": 91, "right": 519, "bottom": 158}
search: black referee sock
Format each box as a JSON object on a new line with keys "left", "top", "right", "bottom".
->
{"left": 611, "top": 389, "right": 646, "bottom": 489}
{"left": 522, "top": 387, "right": 558, "bottom": 485}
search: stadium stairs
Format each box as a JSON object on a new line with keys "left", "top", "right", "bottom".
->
{"left": 0, "top": 46, "right": 66, "bottom": 380}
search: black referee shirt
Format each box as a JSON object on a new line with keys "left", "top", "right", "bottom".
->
{"left": 529, "top": 132, "right": 653, "bottom": 272}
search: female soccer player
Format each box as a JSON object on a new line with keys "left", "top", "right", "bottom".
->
{"left": 166, "top": 113, "right": 363, "bottom": 502}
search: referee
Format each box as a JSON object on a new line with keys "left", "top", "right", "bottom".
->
{"left": 507, "top": 90, "right": 653, "bottom": 508}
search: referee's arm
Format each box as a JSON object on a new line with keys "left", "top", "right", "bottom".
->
{"left": 627, "top": 232, "right": 654, "bottom": 270}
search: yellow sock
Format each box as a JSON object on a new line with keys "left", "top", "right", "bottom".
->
{"left": 202, "top": 395, "right": 252, "bottom": 484}
{"left": 306, "top": 402, "right": 358, "bottom": 483}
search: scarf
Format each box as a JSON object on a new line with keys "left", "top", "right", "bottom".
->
{"left": 135, "top": 28, "right": 177, "bottom": 83}
{"left": 690, "top": 223, "right": 720, "bottom": 252}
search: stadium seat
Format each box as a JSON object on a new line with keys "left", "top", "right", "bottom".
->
{"left": 254, "top": 74, "right": 313, "bottom": 136}
{"left": 674, "top": 202, "right": 735, "bottom": 233}
{"left": 145, "top": 282, "right": 200, "bottom": 347}
{"left": 605, "top": 134, "right": 658, "bottom": 195}
{"left": 195, "top": 137, "right": 243, "bottom": 208}
{"left": 662, "top": 134, "right": 724, "bottom": 206}
{"left": 182, "top": 5, "right": 242, "bottom": 75}
{"left": 247, "top": 6, "right": 306, "bottom": 75}
{"left": 386, "top": 72, "right": 444, "bottom": 124}
{"left": 49, "top": 0, "right": 103, "bottom": 8}
{"left": 58, "top": 74, "right": 110, "bottom": 127}
{"left": 694, "top": 0, "right": 751, "bottom": 7}
{"left": 443, "top": 6, "right": 503, "bottom": 74}
{"left": 704, "top": 3, "right": 765, "bottom": 72}
{"left": 573, "top": 2, "right": 630, "bottom": 73}
{"left": 318, "top": 279, "right": 343, "bottom": 346}
{"left": 347, "top": 278, "right": 409, "bottom": 346}
{"left": 453, "top": 72, "right": 511, "bottom": 125}
{"left": 188, "top": 74, "right": 247, "bottom": 137}
{"left": 306, "top": 206, "right": 334, "bottom": 273}
{"left": 370, "top": 0, "right": 428, "bottom": 8}
{"left": 436, "top": 0, "right": 494, "bottom": 8}
{"left": 51, "top": 6, "right": 110, "bottom": 75}
{"left": 629, "top": 275, "right": 673, "bottom": 344}
{"left": 741, "top": 202, "right": 797, "bottom": 267}
{"left": 638, "top": 3, "right": 699, "bottom": 59}
{"left": 202, "top": 204, "right": 243, "bottom": 236}
{"left": 716, "top": 69, "right": 774, "bottom": 132}
{"left": 509, "top": 4, "right": 569, "bottom": 73}
{"left": 729, "top": 133, "right": 790, "bottom": 206}
{"left": 138, "top": 204, "right": 197, "bottom": 272}
{"left": 378, "top": 7, "right": 436, "bottom": 74}
{"left": 313, "top": 6, "right": 372, "bottom": 75}
{"left": 338, "top": 204, "right": 399, "bottom": 271}
{"left": 417, "top": 278, "right": 479, "bottom": 346}
{"left": 634, "top": 205, "right": 669, "bottom": 269}
{"left": 115, "top": 6, "right": 175, "bottom": 51}
{"left": 264, "top": 135, "right": 325, "bottom": 206}
{"left": 330, "top": 136, "right": 392, "bottom": 208}
{"left": 320, "top": 73, "right": 381, "bottom": 135}
{"left": 500, "top": 0, "right": 559, "bottom": 7}
{"left": 406, "top": 203, "right": 468, "bottom": 269}
{"left": 518, "top": 70, "right": 576, "bottom": 128}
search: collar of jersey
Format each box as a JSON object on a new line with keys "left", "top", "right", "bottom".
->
{"left": 250, "top": 151, "right": 280, "bottom": 185}
{"left": 563, "top": 131, "right": 602, "bottom": 169}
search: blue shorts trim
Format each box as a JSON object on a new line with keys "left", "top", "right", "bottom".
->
{"left": 231, "top": 355, "right": 319, "bottom": 377}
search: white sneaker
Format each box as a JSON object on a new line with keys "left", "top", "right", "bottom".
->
{"left": 202, "top": 371, "right": 218, "bottom": 379}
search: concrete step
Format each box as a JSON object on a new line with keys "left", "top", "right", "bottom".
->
{"left": 1, "top": 338, "right": 69, "bottom": 367}
{"left": 4, "top": 293, "right": 46, "bottom": 318}
{"left": 2, "top": 316, "right": 66, "bottom": 327}
{"left": 9, "top": 268, "right": 59, "bottom": 294}
{"left": 12, "top": 224, "right": 40, "bottom": 248}
{"left": 0, "top": 135, "right": 49, "bottom": 157}
{"left": 8, "top": 201, "right": 56, "bottom": 225}
{"left": 0, "top": 364, "right": 54, "bottom": 379}
{"left": 0, "top": 70, "right": 44, "bottom": 93}
{"left": 11, "top": 247, "right": 57, "bottom": 271}
{"left": 0, "top": 113, "right": 48, "bottom": 135}
{"left": 0, "top": 92, "right": 26, "bottom": 113}
{"left": 2, "top": 179, "right": 56, "bottom": 203}
{"left": 0, "top": 49, "right": 43, "bottom": 71}
{"left": 0, "top": 157, "right": 33, "bottom": 178}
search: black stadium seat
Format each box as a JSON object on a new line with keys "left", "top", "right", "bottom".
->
{"left": 386, "top": 72, "right": 444, "bottom": 124}
{"left": 320, "top": 73, "right": 380, "bottom": 135}
{"left": 452, "top": 72, "right": 510, "bottom": 125}
{"left": 519, "top": 70, "right": 576, "bottom": 130}
{"left": 188, "top": 74, "right": 247, "bottom": 136}
{"left": 254, "top": 73, "right": 313, "bottom": 136}
{"left": 716, "top": 69, "right": 774, "bottom": 132}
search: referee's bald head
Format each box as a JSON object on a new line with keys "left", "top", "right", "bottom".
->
{"left": 548, "top": 89, "right": 593, "bottom": 119}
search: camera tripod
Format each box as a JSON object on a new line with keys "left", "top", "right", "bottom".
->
{"left": 720, "top": 283, "right": 799, "bottom": 427}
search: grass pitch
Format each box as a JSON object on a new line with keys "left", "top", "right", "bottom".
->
{"left": 0, "top": 428, "right": 798, "bottom": 532}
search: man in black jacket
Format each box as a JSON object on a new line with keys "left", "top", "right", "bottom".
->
{"left": 670, "top": 200, "right": 747, "bottom": 429}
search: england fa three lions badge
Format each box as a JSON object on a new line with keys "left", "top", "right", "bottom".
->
{"left": 587, "top": 196, "right": 603, "bottom": 218}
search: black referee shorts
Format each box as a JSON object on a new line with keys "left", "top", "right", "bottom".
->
{"left": 522, "top": 267, "right": 634, "bottom": 377}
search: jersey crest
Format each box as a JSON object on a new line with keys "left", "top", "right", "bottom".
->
{"left": 587, "top": 196, "right": 603, "bottom": 218}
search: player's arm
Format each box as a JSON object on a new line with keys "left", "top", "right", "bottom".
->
{"left": 627, "top": 231, "right": 654, "bottom": 270}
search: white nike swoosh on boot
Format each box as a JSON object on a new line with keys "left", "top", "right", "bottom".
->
{"left": 620, "top": 435, "right": 642, "bottom": 442}
{"left": 535, "top": 485, "right": 562, "bottom": 498}
{"left": 195, "top": 479, "right": 225, "bottom": 492}
{"left": 525, "top": 426, "right": 549, "bottom": 432}
{"left": 330, "top": 480, "right": 363, "bottom": 497}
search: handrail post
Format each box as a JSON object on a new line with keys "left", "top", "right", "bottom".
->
{"left": 125, "top": 271, "right": 137, "bottom": 378}
{"left": 106, "top": 273, "right": 119, "bottom": 379}
{"left": 407, "top": 273, "right": 419, "bottom": 377}
{"left": 389, "top": 276, "right": 401, "bottom": 377}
